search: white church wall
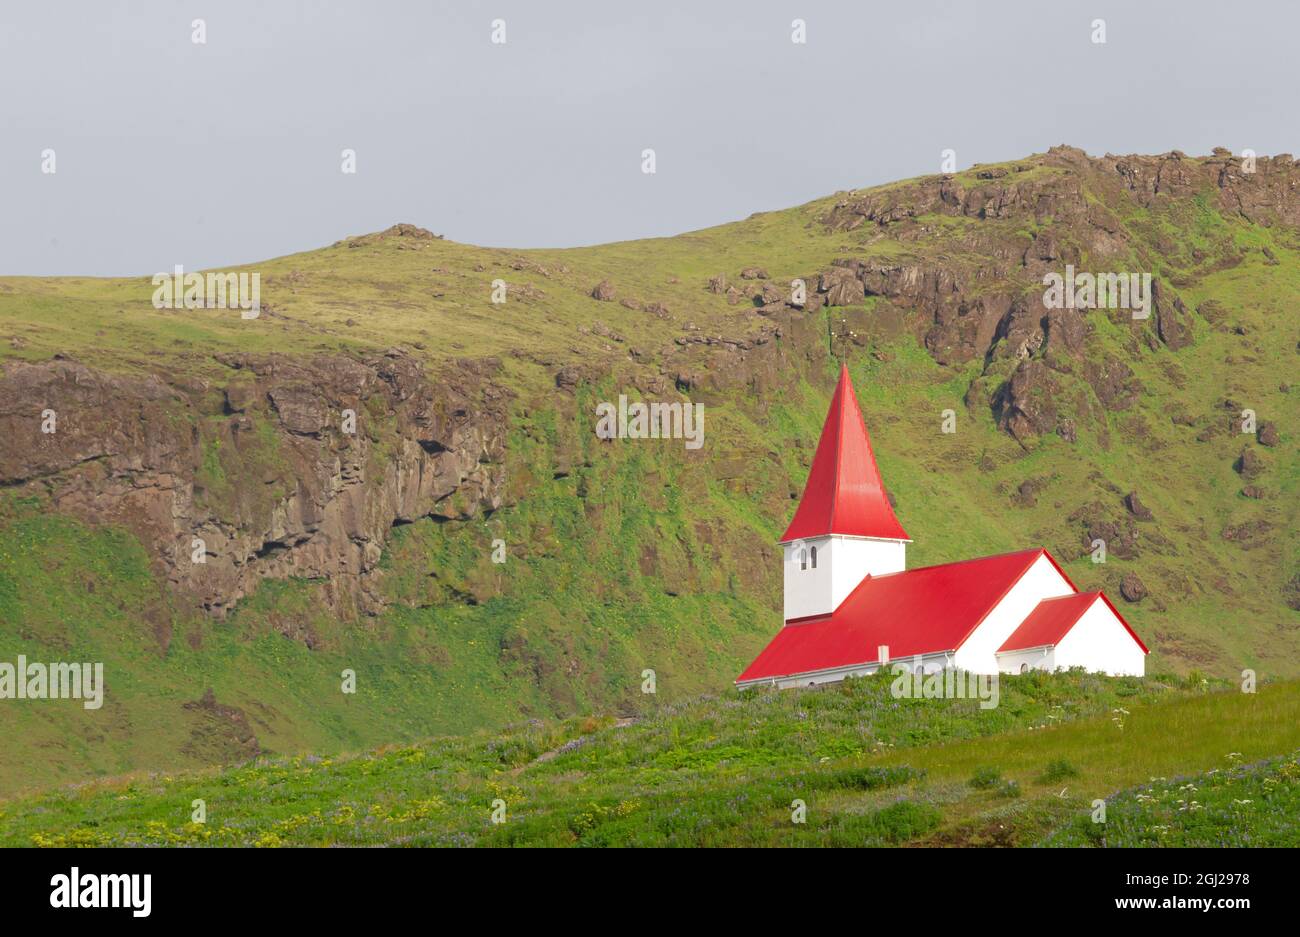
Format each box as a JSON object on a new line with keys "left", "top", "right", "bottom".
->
{"left": 782, "top": 535, "right": 906, "bottom": 621}
{"left": 832, "top": 537, "right": 905, "bottom": 605}
{"left": 952, "top": 554, "right": 1075, "bottom": 675}
{"left": 1053, "top": 600, "right": 1146, "bottom": 676}
{"left": 997, "top": 646, "right": 1056, "bottom": 674}
{"left": 782, "top": 537, "right": 832, "bottom": 621}
{"left": 773, "top": 664, "right": 876, "bottom": 689}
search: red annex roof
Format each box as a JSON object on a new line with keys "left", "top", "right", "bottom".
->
{"left": 736, "top": 549, "right": 1052, "bottom": 684}
{"left": 780, "top": 364, "right": 910, "bottom": 543}
{"left": 999, "top": 590, "right": 1149, "bottom": 655}
{"left": 998, "top": 591, "right": 1101, "bottom": 652}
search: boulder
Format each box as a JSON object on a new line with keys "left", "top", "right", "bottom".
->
{"left": 995, "top": 360, "right": 1060, "bottom": 443}
{"left": 1124, "top": 491, "right": 1153, "bottom": 520}
{"left": 555, "top": 366, "right": 583, "bottom": 391}
{"left": 1284, "top": 573, "right": 1300, "bottom": 612}
{"left": 1235, "top": 446, "right": 1265, "bottom": 478}
{"left": 1152, "top": 280, "right": 1194, "bottom": 350}
{"left": 820, "top": 269, "right": 865, "bottom": 307}
{"left": 759, "top": 282, "right": 786, "bottom": 307}
{"left": 223, "top": 383, "right": 259, "bottom": 414}
{"left": 1120, "top": 572, "right": 1147, "bottom": 602}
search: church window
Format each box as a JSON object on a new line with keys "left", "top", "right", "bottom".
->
{"left": 810, "top": 546, "right": 817, "bottom": 569}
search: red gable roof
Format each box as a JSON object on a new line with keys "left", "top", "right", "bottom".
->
{"left": 998, "top": 591, "right": 1101, "bottom": 652}
{"left": 780, "top": 364, "right": 910, "bottom": 543}
{"left": 999, "top": 590, "right": 1150, "bottom": 654}
{"left": 736, "top": 549, "right": 1051, "bottom": 684}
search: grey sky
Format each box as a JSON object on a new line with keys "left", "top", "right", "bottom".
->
{"left": 2, "top": 0, "right": 1296, "bottom": 276}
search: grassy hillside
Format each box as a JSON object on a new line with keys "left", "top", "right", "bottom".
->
{"left": 0, "top": 147, "right": 1296, "bottom": 796}
{"left": 1044, "top": 749, "right": 1300, "bottom": 847}
{"left": 3, "top": 673, "right": 1296, "bottom": 847}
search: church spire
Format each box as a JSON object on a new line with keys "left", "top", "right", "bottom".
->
{"left": 780, "top": 363, "right": 910, "bottom": 543}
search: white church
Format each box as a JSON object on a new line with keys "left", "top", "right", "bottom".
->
{"left": 736, "top": 365, "right": 1147, "bottom": 690}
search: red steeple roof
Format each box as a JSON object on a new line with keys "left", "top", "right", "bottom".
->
{"left": 780, "top": 364, "right": 910, "bottom": 543}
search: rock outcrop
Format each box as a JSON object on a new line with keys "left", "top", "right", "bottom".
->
{"left": 797, "top": 147, "right": 1300, "bottom": 442}
{"left": 994, "top": 360, "right": 1061, "bottom": 444}
{"left": 0, "top": 351, "right": 509, "bottom": 619}
{"left": 1120, "top": 572, "right": 1147, "bottom": 603}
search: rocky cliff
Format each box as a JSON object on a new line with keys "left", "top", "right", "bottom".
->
{"left": 0, "top": 351, "right": 509, "bottom": 619}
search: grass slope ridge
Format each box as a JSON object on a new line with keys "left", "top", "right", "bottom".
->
{"left": 3, "top": 674, "right": 1297, "bottom": 847}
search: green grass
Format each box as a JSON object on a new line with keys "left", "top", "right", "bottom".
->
{"left": 1044, "top": 751, "right": 1300, "bottom": 847}
{"left": 3, "top": 672, "right": 1295, "bottom": 847}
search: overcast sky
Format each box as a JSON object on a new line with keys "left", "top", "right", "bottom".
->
{"left": 2, "top": 0, "right": 1297, "bottom": 275}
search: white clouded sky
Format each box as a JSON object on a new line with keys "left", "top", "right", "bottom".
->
{"left": 2, "top": 0, "right": 1295, "bottom": 274}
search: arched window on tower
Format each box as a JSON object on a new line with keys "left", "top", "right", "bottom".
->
{"left": 799, "top": 547, "right": 807, "bottom": 571}
{"left": 810, "top": 546, "right": 818, "bottom": 569}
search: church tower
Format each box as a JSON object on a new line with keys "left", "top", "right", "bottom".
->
{"left": 781, "top": 364, "right": 910, "bottom": 622}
